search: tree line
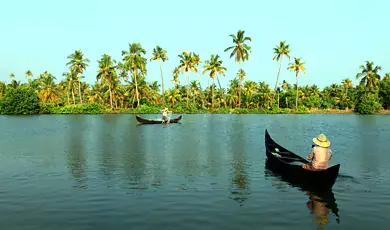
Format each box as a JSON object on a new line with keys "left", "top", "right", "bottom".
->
{"left": 1, "top": 30, "right": 389, "bottom": 115}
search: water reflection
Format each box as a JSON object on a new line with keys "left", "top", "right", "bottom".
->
{"left": 228, "top": 117, "right": 250, "bottom": 205}
{"left": 264, "top": 162, "right": 340, "bottom": 229}
{"left": 65, "top": 116, "right": 88, "bottom": 189}
{"left": 96, "top": 115, "right": 118, "bottom": 186}
{"left": 305, "top": 190, "right": 340, "bottom": 229}
{"left": 121, "top": 124, "right": 147, "bottom": 192}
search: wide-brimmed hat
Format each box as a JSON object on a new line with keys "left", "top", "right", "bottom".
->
{"left": 313, "top": 134, "right": 330, "bottom": 148}
{"left": 164, "top": 107, "right": 168, "bottom": 111}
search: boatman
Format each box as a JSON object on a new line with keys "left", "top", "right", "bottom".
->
{"left": 302, "top": 133, "right": 332, "bottom": 171}
{"left": 161, "top": 107, "right": 172, "bottom": 123}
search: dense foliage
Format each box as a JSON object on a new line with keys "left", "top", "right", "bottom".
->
{"left": 0, "top": 86, "right": 41, "bottom": 115}
{"left": 1, "top": 31, "right": 389, "bottom": 115}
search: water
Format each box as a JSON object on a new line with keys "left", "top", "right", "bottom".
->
{"left": 0, "top": 114, "right": 389, "bottom": 230}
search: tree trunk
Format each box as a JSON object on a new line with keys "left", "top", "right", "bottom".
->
{"left": 67, "top": 90, "right": 70, "bottom": 105}
{"left": 133, "top": 70, "right": 140, "bottom": 108}
{"left": 71, "top": 88, "right": 76, "bottom": 105}
{"left": 109, "top": 84, "right": 113, "bottom": 109}
{"left": 277, "top": 91, "right": 280, "bottom": 108}
{"left": 78, "top": 73, "right": 83, "bottom": 103}
{"left": 216, "top": 76, "right": 226, "bottom": 108}
{"left": 159, "top": 59, "right": 165, "bottom": 107}
{"left": 238, "top": 62, "right": 242, "bottom": 108}
{"left": 273, "top": 57, "right": 283, "bottom": 103}
{"left": 187, "top": 72, "right": 190, "bottom": 108}
{"left": 212, "top": 78, "right": 215, "bottom": 112}
{"left": 295, "top": 72, "right": 299, "bottom": 110}
{"left": 197, "top": 73, "right": 205, "bottom": 108}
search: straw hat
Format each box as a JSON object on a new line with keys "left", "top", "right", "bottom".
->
{"left": 164, "top": 107, "right": 168, "bottom": 111}
{"left": 313, "top": 134, "right": 331, "bottom": 148}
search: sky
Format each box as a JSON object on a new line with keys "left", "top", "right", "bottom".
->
{"left": 1, "top": 0, "right": 389, "bottom": 90}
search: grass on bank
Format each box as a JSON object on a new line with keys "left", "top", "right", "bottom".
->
{"left": 36, "top": 103, "right": 389, "bottom": 115}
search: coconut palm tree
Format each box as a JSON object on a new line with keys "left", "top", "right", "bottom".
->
{"left": 150, "top": 46, "right": 168, "bottom": 106}
{"left": 341, "top": 78, "right": 353, "bottom": 97}
{"left": 272, "top": 41, "right": 291, "bottom": 104}
{"left": 171, "top": 67, "right": 181, "bottom": 86}
{"left": 122, "top": 42, "right": 147, "bottom": 108}
{"left": 383, "top": 73, "right": 390, "bottom": 81}
{"left": 66, "top": 50, "right": 90, "bottom": 103}
{"left": 224, "top": 30, "right": 252, "bottom": 108}
{"left": 178, "top": 51, "right": 197, "bottom": 108}
{"left": 202, "top": 54, "right": 227, "bottom": 111}
{"left": 62, "top": 71, "right": 78, "bottom": 105}
{"left": 191, "top": 53, "right": 205, "bottom": 108}
{"left": 287, "top": 57, "right": 306, "bottom": 109}
{"left": 356, "top": 61, "right": 381, "bottom": 92}
{"left": 97, "top": 54, "right": 117, "bottom": 109}
{"left": 37, "top": 72, "right": 61, "bottom": 104}
{"left": 25, "top": 70, "right": 33, "bottom": 79}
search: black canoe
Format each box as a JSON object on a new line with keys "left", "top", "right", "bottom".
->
{"left": 264, "top": 129, "right": 340, "bottom": 191}
{"left": 135, "top": 115, "right": 182, "bottom": 124}
{"left": 264, "top": 165, "right": 340, "bottom": 221}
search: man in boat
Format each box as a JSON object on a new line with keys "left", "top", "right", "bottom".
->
{"left": 302, "top": 134, "right": 332, "bottom": 171}
{"left": 161, "top": 107, "right": 172, "bottom": 123}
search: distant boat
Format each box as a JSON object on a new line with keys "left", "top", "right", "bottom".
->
{"left": 264, "top": 129, "right": 340, "bottom": 191}
{"left": 135, "top": 115, "right": 182, "bottom": 124}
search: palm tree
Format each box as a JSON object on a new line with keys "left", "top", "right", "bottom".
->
{"left": 272, "top": 41, "right": 291, "bottom": 104}
{"left": 171, "top": 67, "right": 181, "bottom": 85}
{"left": 66, "top": 50, "right": 90, "bottom": 103}
{"left": 62, "top": 71, "right": 77, "bottom": 105}
{"left": 191, "top": 53, "right": 205, "bottom": 108}
{"left": 236, "top": 69, "right": 246, "bottom": 107}
{"left": 356, "top": 61, "right": 381, "bottom": 92}
{"left": 9, "top": 73, "right": 15, "bottom": 79}
{"left": 150, "top": 46, "right": 168, "bottom": 106}
{"left": 37, "top": 72, "right": 61, "bottom": 104}
{"left": 25, "top": 70, "right": 33, "bottom": 79}
{"left": 287, "top": 57, "right": 306, "bottom": 109}
{"left": 202, "top": 54, "right": 227, "bottom": 111}
{"left": 224, "top": 30, "right": 252, "bottom": 108}
{"left": 384, "top": 73, "right": 390, "bottom": 81}
{"left": 97, "top": 54, "right": 117, "bottom": 109}
{"left": 122, "top": 42, "right": 147, "bottom": 108}
{"left": 178, "top": 51, "right": 197, "bottom": 108}
{"left": 341, "top": 78, "right": 353, "bottom": 97}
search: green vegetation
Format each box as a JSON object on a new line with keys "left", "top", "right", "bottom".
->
{"left": 1, "top": 30, "right": 389, "bottom": 115}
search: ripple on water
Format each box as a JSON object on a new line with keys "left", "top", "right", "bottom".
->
{"left": 1, "top": 114, "right": 390, "bottom": 230}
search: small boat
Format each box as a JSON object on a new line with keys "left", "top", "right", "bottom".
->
{"left": 264, "top": 165, "right": 340, "bottom": 222}
{"left": 135, "top": 115, "right": 182, "bottom": 124}
{"left": 264, "top": 129, "right": 340, "bottom": 191}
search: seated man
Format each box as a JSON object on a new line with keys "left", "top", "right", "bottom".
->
{"left": 302, "top": 134, "right": 332, "bottom": 171}
{"left": 161, "top": 107, "right": 172, "bottom": 123}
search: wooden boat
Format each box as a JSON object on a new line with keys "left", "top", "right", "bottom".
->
{"left": 264, "top": 129, "right": 340, "bottom": 191}
{"left": 264, "top": 165, "right": 340, "bottom": 222}
{"left": 135, "top": 115, "right": 182, "bottom": 124}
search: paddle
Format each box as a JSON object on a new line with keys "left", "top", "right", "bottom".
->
{"left": 272, "top": 148, "right": 307, "bottom": 163}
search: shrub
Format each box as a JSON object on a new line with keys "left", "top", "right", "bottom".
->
{"left": 355, "top": 92, "right": 382, "bottom": 114}
{"left": 0, "top": 87, "right": 41, "bottom": 115}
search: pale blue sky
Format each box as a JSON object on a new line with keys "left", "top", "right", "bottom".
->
{"left": 1, "top": 0, "right": 389, "bottom": 90}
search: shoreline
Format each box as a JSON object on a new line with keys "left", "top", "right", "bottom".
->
{"left": 23, "top": 108, "right": 390, "bottom": 115}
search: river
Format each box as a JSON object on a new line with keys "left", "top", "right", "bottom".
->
{"left": 0, "top": 114, "right": 389, "bottom": 230}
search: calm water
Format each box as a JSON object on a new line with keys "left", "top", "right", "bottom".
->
{"left": 0, "top": 114, "right": 389, "bottom": 230}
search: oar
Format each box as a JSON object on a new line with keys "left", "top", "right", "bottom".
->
{"left": 279, "top": 156, "right": 305, "bottom": 161}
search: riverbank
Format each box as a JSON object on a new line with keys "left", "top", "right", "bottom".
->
{"left": 31, "top": 103, "right": 389, "bottom": 115}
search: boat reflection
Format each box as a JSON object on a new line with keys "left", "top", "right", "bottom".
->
{"left": 265, "top": 159, "right": 340, "bottom": 229}
{"left": 305, "top": 190, "right": 339, "bottom": 229}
